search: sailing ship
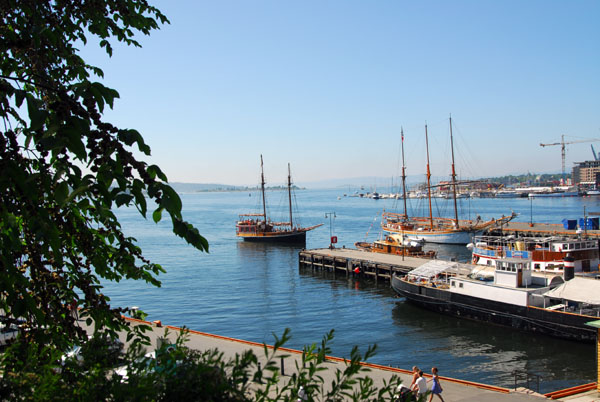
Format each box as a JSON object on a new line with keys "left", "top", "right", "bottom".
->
{"left": 236, "top": 156, "right": 322, "bottom": 243}
{"left": 382, "top": 118, "right": 516, "bottom": 244}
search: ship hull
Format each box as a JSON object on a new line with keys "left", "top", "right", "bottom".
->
{"left": 391, "top": 275, "right": 596, "bottom": 342}
{"left": 402, "top": 229, "right": 479, "bottom": 245}
{"left": 237, "top": 230, "right": 307, "bottom": 243}
{"left": 382, "top": 212, "right": 517, "bottom": 245}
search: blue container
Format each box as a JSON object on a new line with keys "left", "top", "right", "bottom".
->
{"left": 578, "top": 217, "right": 599, "bottom": 230}
{"left": 562, "top": 219, "right": 577, "bottom": 230}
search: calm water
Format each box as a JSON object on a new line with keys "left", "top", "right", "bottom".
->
{"left": 104, "top": 189, "right": 600, "bottom": 392}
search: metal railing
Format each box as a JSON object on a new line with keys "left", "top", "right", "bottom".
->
{"left": 512, "top": 370, "right": 542, "bottom": 393}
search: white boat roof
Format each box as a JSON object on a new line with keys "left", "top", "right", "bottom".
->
{"left": 543, "top": 277, "right": 600, "bottom": 305}
{"left": 408, "top": 260, "right": 472, "bottom": 279}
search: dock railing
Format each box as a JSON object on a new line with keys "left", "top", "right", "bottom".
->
{"left": 512, "top": 370, "right": 541, "bottom": 393}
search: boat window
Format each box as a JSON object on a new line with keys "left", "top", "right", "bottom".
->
{"left": 534, "top": 263, "right": 540, "bottom": 270}
{"left": 575, "top": 243, "right": 581, "bottom": 249}
{"left": 451, "top": 281, "right": 455, "bottom": 287}
{"left": 459, "top": 283, "right": 463, "bottom": 288}
{"left": 569, "top": 243, "right": 574, "bottom": 250}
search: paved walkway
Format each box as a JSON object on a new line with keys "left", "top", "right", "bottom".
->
{"left": 80, "top": 317, "right": 577, "bottom": 401}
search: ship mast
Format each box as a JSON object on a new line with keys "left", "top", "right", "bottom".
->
{"left": 449, "top": 115, "right": 459, "bottom": 227}
{"left": 401, "top": 127, "right": 408, "bottom": 220}
{"left": 425, "top": 124, "right": 434, "bottom": 230}
{"left": 260, "top": 155, "right": 267, "bottom": 223}
{"left": 288, "top": 163, "right": 293, "bottom": 229}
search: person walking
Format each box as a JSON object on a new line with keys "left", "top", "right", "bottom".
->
{"left": 409, "top": 366, "right": 420, "bottom": 389}
{"left": 428, "top": 367, "right": 445, "bottom": 401}
{"left": 412, "top": 370, "right": 427, "bottom": 399}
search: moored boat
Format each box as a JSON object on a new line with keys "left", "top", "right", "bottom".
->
{"left": 469, "top": 235, "right": 600, "bottom": 273}
{"left": 383, "top": 118, "right": 516, "bottom": 245}
{"left": 382, "top": 213, "right": 517, "bottom": 245}
{"left": 391, "top": 258, "right": 600, "bottom": 342}
{"left": 236, "top": 156, "right": 322, "bottom": 243}
{"left": 355, "top": 233, "right": 436, "bottom": 258}
{"left": 528, "top": 189, "right": 580, "bottom": 197}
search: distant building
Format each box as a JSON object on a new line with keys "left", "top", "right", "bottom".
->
{"left": 572, "top": 160, "right": 600, "bottom": 186}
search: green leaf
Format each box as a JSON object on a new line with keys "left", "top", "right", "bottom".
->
{"left": 26, "top": 96, "right": 48, "bottom": 131}
{"left": 152, "top": 207, "right": 163, "bottom": 223}
{"left": 160, "top": 185, "right": 182, "bottom": 215}
{"left": 15, "top": 89, "right": 25, "bottom": 107}
{"left": 62, "top": 117, "right": 90, "bottom": 160}
{"left": 115, "top": 193, "right": 133, "bottom": 207}
{"left": 147, "top": 165, "right": 168, "bottom": 182}
{"left": 89, "top": 83, "right": 105, "bottom": 112}
{"left": 118, "top": 129, "right": 151, "bottom": 155}
{"left": 55, "top": 181, "right": 69, "bottom": 206}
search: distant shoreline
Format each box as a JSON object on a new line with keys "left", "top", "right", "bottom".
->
{"left": 170, "top": 184, "right": 305, "bottom": 193}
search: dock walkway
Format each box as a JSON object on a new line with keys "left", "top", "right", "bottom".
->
{"left": 488, "top": 221, "right": 600, "bottom": 238}
{"left": 94, "top": 317, "right": 562, "bottom": 401}
{"left": 299, "top": 248, "right": 427, "bottom": 282}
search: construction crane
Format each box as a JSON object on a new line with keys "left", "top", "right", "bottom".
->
{"left": 540, "top": 135, "right": 600, "bottom": 182}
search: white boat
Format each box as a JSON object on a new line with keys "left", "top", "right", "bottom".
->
{"left": 391, "top": 257, "right": 600, "bottom": 342}
{"left": 495, "top": 190, "right": 520, "bottom": 198}
{"left": 528, "top": 188, "right": 580, "bottom": 197}
{"left": 469, "top": 235, "right": 599, "bottom": 273}
{"left": 382, "top": 118, "right": 516, "bottom": 244}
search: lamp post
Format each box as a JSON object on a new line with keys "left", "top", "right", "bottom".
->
{"left": 529, "top": 196, "right": 533, "bottom": 227}
{"left": 325, "top": 212, "right": 336, "bottom": 249}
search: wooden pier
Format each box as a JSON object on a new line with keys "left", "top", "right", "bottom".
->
{"left": 298, "top": 248, "right": 429, "bottom": 282}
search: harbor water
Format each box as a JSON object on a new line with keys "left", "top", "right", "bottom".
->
{"left": 104, "top": 189, "right": 600, "bottom": 393}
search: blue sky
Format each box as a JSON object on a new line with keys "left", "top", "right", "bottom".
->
{"left": 85, "top": 0, "right": 600, "bottom": 186}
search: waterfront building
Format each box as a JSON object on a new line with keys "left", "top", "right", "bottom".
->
{"left": 572, "top": 160, "right": 600, "bottom": 187}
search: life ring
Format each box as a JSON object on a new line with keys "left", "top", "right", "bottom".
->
{"left": 472, "top": 255, "right": 480, "bottom": 264}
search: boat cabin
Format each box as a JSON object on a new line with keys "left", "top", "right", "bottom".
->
{"left": 471, "top": 235, "right": 599, "bottom": 273}
{"left": 494, "top": 258, "right": 532, "bottom": 288}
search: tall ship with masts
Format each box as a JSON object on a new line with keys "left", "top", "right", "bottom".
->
{"left": 236, "top": 156, "right": 322, "bottom": 243}
{"left": 382, "top": 117, "right": 516, "bottom": 244}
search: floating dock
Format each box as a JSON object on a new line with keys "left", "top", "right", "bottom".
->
{"left": 298, "top": 248, "right": 429, "bottom": 282}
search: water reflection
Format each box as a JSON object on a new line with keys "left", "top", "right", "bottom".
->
{"left": 390, "top": 297, "right": 596, "bottom": 392}
{"left": 297, "top": 266, "right": 595, "bottom": 393}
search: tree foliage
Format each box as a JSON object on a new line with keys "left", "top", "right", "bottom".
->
{"left": 1, "top": 327, "right": 406, "bottom": 401}
{"left": 0, "top": 2, "right": 406, "bottom": 400}
{"left": 0, "top": 0, "right": 207, "bottom": 351}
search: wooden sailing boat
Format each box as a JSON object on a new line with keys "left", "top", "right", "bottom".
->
{"left": 382, "top": 118, "right": 516, "bottom": 244}
{"left": 236, "top": 156, "right": 322, "bottom": 243}
{"left": 355, "top": 128, "right": 436, "bottom": 258}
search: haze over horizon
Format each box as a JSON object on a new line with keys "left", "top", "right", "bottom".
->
{"left": 84, "top": 1, "right": 599, "bottom": 186}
